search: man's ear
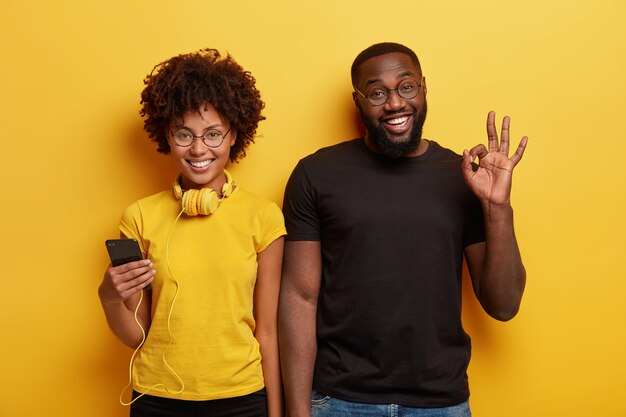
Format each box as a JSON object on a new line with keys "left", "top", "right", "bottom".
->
{"left": 422, "top": 77, "right": 427, "bottom": 96}
{"left": 352, "top": 91, "right": 361, "bottom": 110}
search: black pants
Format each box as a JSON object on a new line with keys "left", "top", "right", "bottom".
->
{"left": 130, "top": 389, "right": 267, "bottom": 417}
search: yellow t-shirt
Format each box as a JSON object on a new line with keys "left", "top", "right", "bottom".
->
{"left": 119, "top": 186, "right": 286, "bottom": 400}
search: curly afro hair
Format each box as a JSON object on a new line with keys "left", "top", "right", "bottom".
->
{"left": 140, "top": 48, "right": 265, "bottom": 162}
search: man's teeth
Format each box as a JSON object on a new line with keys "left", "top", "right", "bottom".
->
{"left": 189, "top": 160, "right": 211, "bottom": 168}
{"left": 387, "top": 116, "right": 409, "bottom": 125}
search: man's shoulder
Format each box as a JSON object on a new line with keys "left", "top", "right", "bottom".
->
{"left": 299, "top": 139, "right": 363, "bottom": 165}
{"left": 423, "top": 140, "right": 461, "bottom": 160}
{"left": 297, "top": 139, "right": 460, "bottom": 163}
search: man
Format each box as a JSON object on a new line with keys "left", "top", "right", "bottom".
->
{"left": 279, "top": 42, "right": 527, "bottom": 417}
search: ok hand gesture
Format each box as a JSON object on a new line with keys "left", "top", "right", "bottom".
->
{"left": 462, "top": 111, "right": 528, "bottom": 205}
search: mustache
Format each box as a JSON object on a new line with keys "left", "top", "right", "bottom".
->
{"left": 382, "top": 110, "right": 415, "bottom": 117}
{"left": 358, "top": 102, "right": 428, "bottom": 158}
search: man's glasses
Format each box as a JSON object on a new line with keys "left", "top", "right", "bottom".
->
{"left": 170, "top": 126, "right": 232, "bottom": 148}
{"left": 354, "top": 77, "right": 424, "bottom": 106}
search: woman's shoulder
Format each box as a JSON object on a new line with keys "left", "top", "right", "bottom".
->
{"left": 121, "top": 189, "right": 175, "bottom": 216}
{"left": 132, "top": 189, "right": 173, "bottom": 206}
{"left": 231, "top": 187, "right": 280, "bottom": 209}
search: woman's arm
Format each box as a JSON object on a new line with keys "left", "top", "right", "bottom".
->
{"left": 254, "top": 237, "right": 285, "bottom": 417}
{"left": 98, "top": 235, "right": 155, "bottom": 348}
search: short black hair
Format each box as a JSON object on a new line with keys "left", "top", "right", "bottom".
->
{"left": 351, "top": 42, "right": 421, "bottom": 87}
{"left": 140, "top": 48, "right": 265, "bottom": 162}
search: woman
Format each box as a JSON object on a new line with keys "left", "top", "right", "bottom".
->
{"left": 98, "top": 49, "right": 285, "bottom": 417}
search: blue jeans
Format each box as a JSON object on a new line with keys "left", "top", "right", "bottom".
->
{"left": 310, "top": 391, "right": 471, "bottom": 417}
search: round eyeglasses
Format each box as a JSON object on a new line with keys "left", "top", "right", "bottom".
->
{"left": 170, "top": 126, "right": 232, "bottom": 148}
{"left": 354, "top": 77, "right": 423, "bottom": 106}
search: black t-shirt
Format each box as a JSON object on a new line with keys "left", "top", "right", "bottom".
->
{"left": 283, "top": 139, "right": 485, "bottom": 407}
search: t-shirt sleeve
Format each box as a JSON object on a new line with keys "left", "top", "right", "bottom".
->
{"left": 255, "top": 201, "right": 287, "bottom": 253}
{"left": 463, "top": 193, "right": 486, "bottom": 247}
{"left": 118, "top": 202, "right": 148, "bottom": 255}
{"left": 282, "top": 161, "right": 321, "bottom": 241}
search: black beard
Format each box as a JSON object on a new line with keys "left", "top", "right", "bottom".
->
{"left": 361, "top": 101, "right": 428, "bottom": 158}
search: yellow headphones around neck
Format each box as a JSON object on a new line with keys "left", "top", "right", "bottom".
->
{"left": 172, "top": 170, "right": 235, "bottom": 216}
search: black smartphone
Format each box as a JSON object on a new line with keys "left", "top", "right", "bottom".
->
{"left": 105, "top": 238, "right": 143, "bottom": 267}
{"left": 105, "top": 238, "right": 151, "bottom": 290}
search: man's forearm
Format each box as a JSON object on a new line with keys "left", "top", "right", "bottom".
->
{"left": 279, "top": 291, "right": 318, "bottom": 417}
{"left": 479, "top": 202, "right": 526, "bottom": 320}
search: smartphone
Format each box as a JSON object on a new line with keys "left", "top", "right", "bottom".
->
{"left": 105, "top": 238, "right": 151, "bottom": 290}
{"left": 105, "top": 238, "right": 143, "bottom": 266}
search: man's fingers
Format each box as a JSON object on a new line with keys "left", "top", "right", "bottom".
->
{"left": 510, "top": 136, "right": 528, "bottom": 165}
{"left": 469, "top": 144, "right": 489, "bottom": 161}
{"left": 500, "top": 116, "right": 510, "bottom": 156}
{"left": 486, "top": 111, "right": 498, "bottom": 152}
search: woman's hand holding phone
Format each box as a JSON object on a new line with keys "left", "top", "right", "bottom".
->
{"left": 100, "top": 239, "right": 155, "bottom": 305}
{"left": 100, "top": 259, "right": 155, "bottom": 305}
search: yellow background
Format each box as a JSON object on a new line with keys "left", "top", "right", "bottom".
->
{"left": 1, "top": 0, "right": 624, "bottom": 416}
